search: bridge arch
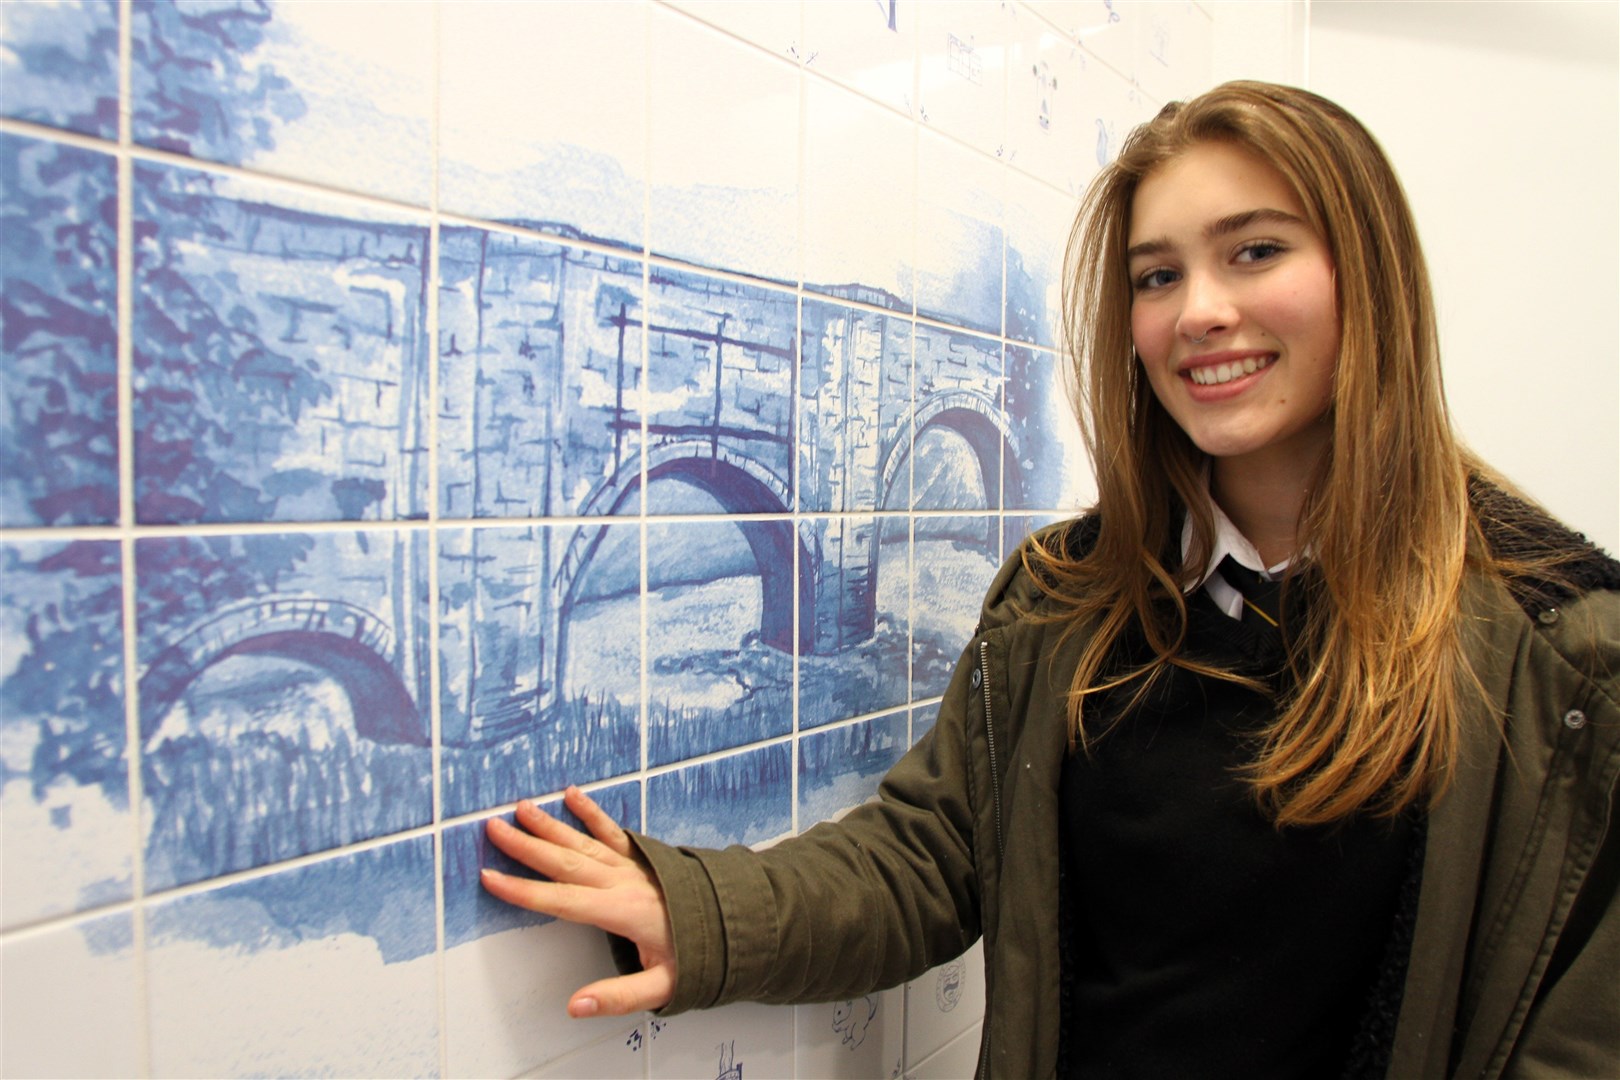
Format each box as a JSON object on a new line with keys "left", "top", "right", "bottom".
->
{"left": 878, "top": 389, "right": 1024, "bottom": 511}
{"left": 555, "top": 445, "right": 810, "bottom": 695}
{"left": 137, "top": 597, "right": 422, "bottom": 747}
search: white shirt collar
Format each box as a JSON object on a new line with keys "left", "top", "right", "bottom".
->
{"left": 1179, "top": 474, "right": 1293, "bottom": 619}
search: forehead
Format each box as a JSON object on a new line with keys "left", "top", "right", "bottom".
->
{"left": 1127, "top": 141, "right": 1308, "bottom": 243}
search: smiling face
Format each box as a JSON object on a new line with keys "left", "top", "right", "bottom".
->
{"left": 1127, "top": 140, "right": 1340, "bottom": 484}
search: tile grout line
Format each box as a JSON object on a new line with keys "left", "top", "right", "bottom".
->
{"left": 426, "top": 2, "right": 449, "bottom": 1076}
{"left": 639, "top": 0, "right": 653, "bottom": 828}
{"left": 113, "top": 2, "right": 153, "bottom": 1076}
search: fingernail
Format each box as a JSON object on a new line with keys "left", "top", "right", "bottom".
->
{"left": 571, "top": 996, "right": 599, "bottom": 1018}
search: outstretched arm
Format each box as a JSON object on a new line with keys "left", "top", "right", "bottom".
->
{"left": 480, "top": 786, "right": 676, "bottom": 1018}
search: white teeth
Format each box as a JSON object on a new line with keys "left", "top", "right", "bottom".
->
{"left": 1189, "top": 355, "right": 1272, "bottom": 385}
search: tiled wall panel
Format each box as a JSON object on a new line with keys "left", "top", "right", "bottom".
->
{"left": 0, "top": 1, "right": 1228, "bottom": 1075}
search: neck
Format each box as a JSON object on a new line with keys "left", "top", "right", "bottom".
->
{"left": 1210, "top": 453, "right": 1319, "bottom": 566}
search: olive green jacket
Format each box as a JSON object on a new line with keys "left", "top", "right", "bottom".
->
{"left": 628, "top": 536, "right": 1620, "bottom": 1079}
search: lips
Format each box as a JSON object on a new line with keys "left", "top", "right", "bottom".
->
{"left": 1182, "top": 353, "right": 1275, "bottom": 386}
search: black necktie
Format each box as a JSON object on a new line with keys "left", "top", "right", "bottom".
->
{"left": 1218, "top": 555, "right": 1282, "bottom": 629}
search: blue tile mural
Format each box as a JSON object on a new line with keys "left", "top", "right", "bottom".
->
{"left": 647, "top": 519, "right": 797, "bottom": 766}
{"left": 649, "top": 742, "right": 794, "bottom": 849}
{"left": 798, "top": 515, "right": 910, "bottom": 731}
{"left": 644, "top": 267, "right": 797, "bottom": 517}
{"left": 0, "top": 539, "right": 128, "bottom": 927}
{"left": 145, "top": 837, "right": 439, "bottom": 1077}
{"left": 911, "top": 514, "right": 1002, "bottom": 699}
{"left": 131, "top": 0, "right": 433, "bottom": 206}
{"left": 1006, "top": 344, "right": 1073, "bottom": 512}
{"left": 0, "top": 0, "right": 1136, "bottom": 1070}
{"left": 913, "top": 325, "right": 1012, "bottom": 511}
{"left": 0, "top": 0, "right": 119, "bottom": 139}
{"left": 798, "top": 300, "right": 913, "bottom": 514}
{"left": 443, "top": 782, "right": 642, "bottom": 949}
{"left": 438, "top": 228, "right": 643, "bottom": 520}
{"left": 917, "top": 131, "right": 1005, "bottom": 336}
{"left": 136, "top": 530, "right": 432, "bottom": 890}
{"left": 132, "top": 161, "right": 430, "bottom": 525}
{"left": 799, "top": 712, "right": 909, "bottom": 826}
{"left": 0, "top": 132, "right": 119, "bottom": 527}
{"left": 438, "top": 524, "right": 641, "bottom": 819}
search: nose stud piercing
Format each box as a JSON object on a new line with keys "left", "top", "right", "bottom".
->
{"left": 1188, "top": 332, "right": 1208, "bottom": 345}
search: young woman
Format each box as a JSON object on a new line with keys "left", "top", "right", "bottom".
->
{"left": 480, "top": 82, "right": 1620, "bottom": 1079}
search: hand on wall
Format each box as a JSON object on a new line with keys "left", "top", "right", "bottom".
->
{"left": 482, "top": 788, "right": 675, "bottom": 1017}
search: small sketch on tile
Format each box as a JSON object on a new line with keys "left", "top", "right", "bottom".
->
{"left": 833, "top": 996, "right": 879, "bottom": 1049}
{"left": 947, "top": 33, "right": 984, "bottom": 84}
{"left": 936, "top": 959, "right": 967, "bottom": 1011}
{"left": 1150, "top": 14, "right": 1172, "bottom": 66}
{"left": 1032, "top": 59, "right": 1057, "bottom": 130}
{"left": 628, "top": 1029, "right": 644, "bottom": 1052}
{"left": 716, "top": 1040, "right": 744, "bottom": 1080}
{"left": 1096, "top": 117, "right": 1114, "bottom": 168}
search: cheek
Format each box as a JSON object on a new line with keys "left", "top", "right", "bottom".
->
{"left": 1130, "top": 302, "right": 1170, "bottom": 361}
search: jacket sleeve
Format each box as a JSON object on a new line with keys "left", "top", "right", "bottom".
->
{"left": 619, "top": 638, "right": 989, "bottom": 1015}
{"left": 1501, "top": 764, "right": 1620, "bottom": 1078}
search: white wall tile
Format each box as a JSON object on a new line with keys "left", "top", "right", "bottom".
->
{"left": 795, "top": 988, "right": 905, "bottom": 1079}
{"left": 803, "top": 79, "right": 917, "bottom": 308}
{"left": 664, "top": 0, "right": 804, "bottom": 61}
{"left": 916, "top": 1, "right": 1012, "bottom": 157}
{"left": 440, "top": 1, "right": 649, "bottom": 250}
{"left": 1, "top": 912, "right": 141, "bottom": 1079}
{"left": 904, "top": 939, "right": 987, "bottom": 1069}
{"left": 650, "top": 8, "right": 801, "bottom": 281}
{"left": 649, "top": 1000, "right": 797, "bottom": 1080}
{"left": 905, "top": 1019, "right": 984, "bottom": 1080}
{"left": 803, "top": 0, "right": 919, "bottom": 115}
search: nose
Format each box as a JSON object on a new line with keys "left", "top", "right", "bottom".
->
{"left": 1175, "top": 271, "right": 1237, "bottom": 344}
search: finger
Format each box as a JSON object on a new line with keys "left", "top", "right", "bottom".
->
{"left": 485, "top": 817, "right": 617, "bottom": 887}
{"left": 564, "top": 785, "right": 635, "bottom": 859}
{"left": 568, "top": 967, "right": 675, "bottom": 1018}
{"left": 515, "top": 799, "right": 632, "bottom": 869}
{"left": 480, "top": 867, "right": 612, "bottom": 924}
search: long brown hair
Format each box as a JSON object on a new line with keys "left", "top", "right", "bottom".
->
{"left": 1033, "top": 81, "right": 1478, "bottom": 827}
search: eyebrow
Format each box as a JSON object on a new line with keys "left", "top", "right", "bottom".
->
{"left": 1125, "top": 208, "right": 1309, "bottom": 261}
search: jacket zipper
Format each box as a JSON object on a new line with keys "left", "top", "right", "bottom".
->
{"left": 978, "top": 640, "right": 1007, "bottom": 862}
{"left": 978, "top": 639, "right": 1004, "bottom": 1079}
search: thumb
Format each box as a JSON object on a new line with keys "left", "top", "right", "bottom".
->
{"left": 569, "top": 967, "right": 676, "bottom": 1018}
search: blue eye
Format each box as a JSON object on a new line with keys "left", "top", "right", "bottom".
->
{"left": 1236, "top": 240, "right": 1286, "bottom": 263}
{"left": 1133, "top": 267, "right": 1179, "bottom": 291}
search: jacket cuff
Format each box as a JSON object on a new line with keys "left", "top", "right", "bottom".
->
{"left": 622, "top": 831, "right": 728, "bottom": 1016}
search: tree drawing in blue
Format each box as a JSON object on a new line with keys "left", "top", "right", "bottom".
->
{"left": 133, "top": 160, "right": 429, "bottom": 526}
{"left": 130, "top": 0, "right": 306, "bottom": 164}
{"left": 0, "top": 133, "right": 119, "bottom": 527}
{"left": 0, "top": 0, "right": 120, "bottom": 139}
{"left": 0, "top": 539, "right": 128, "bottom": 926}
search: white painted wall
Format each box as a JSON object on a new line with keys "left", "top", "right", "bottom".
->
{"left": 1309, "top": 0, "right": 1620, "bottom": 553}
